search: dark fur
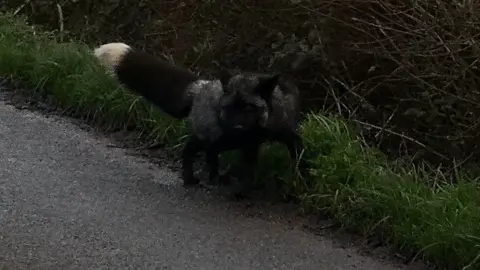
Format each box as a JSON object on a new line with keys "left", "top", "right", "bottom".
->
{"left": 114, "top": 49, "right": 199, "bottom": 119}
{"left": 181, "top": 70, "right": 307, "bottom": 198}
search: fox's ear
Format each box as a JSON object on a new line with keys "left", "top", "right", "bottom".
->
{"left": 256, "top": 73, "right": 281, "bottom": 101}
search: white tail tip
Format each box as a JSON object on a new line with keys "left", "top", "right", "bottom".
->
{"left": 93, "top": 42, "right": 131, "bottom": 70}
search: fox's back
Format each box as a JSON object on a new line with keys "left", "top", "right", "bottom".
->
{"left": 268, "top": 76, "right": 301, "bottom": 132}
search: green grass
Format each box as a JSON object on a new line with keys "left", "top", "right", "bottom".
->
{"left": 1, "top": 12, "right": 479, "bottom": 270}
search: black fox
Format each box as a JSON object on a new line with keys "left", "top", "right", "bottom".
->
{"left": 93, "top": 43, "right": 306, "bottom": 196}
{"left": 183, "top": 69, "right": 306, "bottom": 197}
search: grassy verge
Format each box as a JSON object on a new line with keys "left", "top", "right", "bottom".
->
{"left": 1, "top": 13, "right": 479, "bottom": 269}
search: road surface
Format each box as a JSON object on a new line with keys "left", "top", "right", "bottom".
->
{"left": 0, "top": 101, "right": 422, "bottom": 269}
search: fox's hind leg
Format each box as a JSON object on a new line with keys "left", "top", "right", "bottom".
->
{"left": 182, "top": 135, "right": 204, "bottom": 186}
{"left": 205, "top": 145, "right": 233, "bottom": 186}
{"left": 275, "top": 131, "right": 310, "bottom": 174}
{"left": 205, "top": 147, "right": 220, "bottom": 184}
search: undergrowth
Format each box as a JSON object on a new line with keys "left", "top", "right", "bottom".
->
{"left": 3, "top": 0, "right": 480, "bottom": 169}
{"left": 0, "top": 13, "right": 479, "bottom": 270}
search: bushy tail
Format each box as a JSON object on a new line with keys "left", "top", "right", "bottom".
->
{"left": 91, "top": 42, "right": 200, "bottom": 119}
{"left": 93, "top": 42, "right": 132, "bottom": 72}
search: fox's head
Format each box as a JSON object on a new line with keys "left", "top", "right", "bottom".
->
{"left": 216, "top": 69, "right": 281, "bottom": 132}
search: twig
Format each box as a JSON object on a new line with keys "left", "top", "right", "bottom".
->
{"left": 451, "top": 152, "right": 474, "bottom": 179}
{"left": 13, "top": 0, "right": 31, "bottom": 16}
{"left": 134, "top": 142, "right": 165, "bottom": 151}
{"left": 56, "top": 3, "right": 64, "bottom": 41}
{"left": 374, "top": 106, "right": 398, "bottom": 145}
{"left": 352, "top": 119, "right": 450, "bottom": 161}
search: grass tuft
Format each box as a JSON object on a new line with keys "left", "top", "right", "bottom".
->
{"left": 0, "top": 12, "right": 479, "bottom": 269}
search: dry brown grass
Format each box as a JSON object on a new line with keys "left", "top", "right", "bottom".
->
{"left": 3, "top": 0, "right": 480, "bottom": 173}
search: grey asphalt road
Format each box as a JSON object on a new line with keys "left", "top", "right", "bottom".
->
{"left": 0, "top": 101, "right": 423, "bottom": 270}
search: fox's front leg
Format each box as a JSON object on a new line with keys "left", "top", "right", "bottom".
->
{"left": 233, "top": 144, "right": 260, "bottom": 199}
{"left": 206, "top": 146, "right": 234, "bottom": 186}
{"left": 181, "top": 135, "right": 203, "bottom": 186}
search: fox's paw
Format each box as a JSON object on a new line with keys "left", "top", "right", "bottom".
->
{"left": 183, "top": 176, "right": 200, "bottom": 187}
